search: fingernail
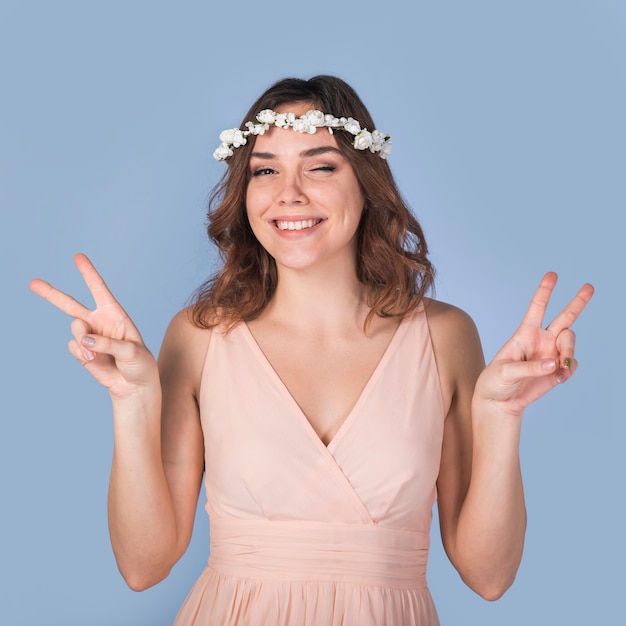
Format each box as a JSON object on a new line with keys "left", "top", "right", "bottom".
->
{"left": 82, "top": 335, "right": 95, "bottom": 348}
{"left": 557, "top": 372, "right": 568, "bottom": 384}
{"left": 82, "top": 348, "right": 96, "bottom": 361}
{"left": 563, "top": 357, "right": 572, "bottom": 369}
{"left": 542, "top": 359, "right": 557, "bottom": 371}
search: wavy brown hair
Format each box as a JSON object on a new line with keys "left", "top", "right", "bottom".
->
{"left": 191, "top": 75, "right": 435, "bottom": 330}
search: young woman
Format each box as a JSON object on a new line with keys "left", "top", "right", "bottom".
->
{"left": 30, "top": 75, "right": 594, "bottom": 625}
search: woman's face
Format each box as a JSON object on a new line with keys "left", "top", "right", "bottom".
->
{"left": 245, "top": 103, "right": 365, "bottom": 274}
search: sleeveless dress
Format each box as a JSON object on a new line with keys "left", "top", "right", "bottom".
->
{"left": 173, "top": 309, "right": 445, "bottom": 626}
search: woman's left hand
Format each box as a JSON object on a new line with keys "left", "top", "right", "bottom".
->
{"left": 474, "top": 272, "right": 594, "bottom": 418}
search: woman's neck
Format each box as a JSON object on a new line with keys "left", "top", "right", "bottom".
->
{"left": 261, "top": 262, "right": 370, "bottom": 334}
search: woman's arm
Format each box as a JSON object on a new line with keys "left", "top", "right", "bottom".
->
{"left": 30, "top": 254, "right": 207, "bottom": 591}
{"left": 430, "top": 273, "right": 594, "bottom": 600}
{"left": 108, "top": 309, "right": 207, "bottom": 590}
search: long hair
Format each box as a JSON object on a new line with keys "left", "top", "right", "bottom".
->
{"left": 191, "top": 75, "right": 435, "bottom": 330}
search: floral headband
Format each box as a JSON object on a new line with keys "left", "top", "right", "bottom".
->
{"left": 213, "top": 109, "right": 392, "bottom": 161}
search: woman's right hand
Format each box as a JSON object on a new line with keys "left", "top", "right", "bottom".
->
{"left": 30, "top": 253, "right": 158, "bottom": 400}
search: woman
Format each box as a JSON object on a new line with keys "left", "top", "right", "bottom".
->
{"left": 30, "top": 75, "right": 594, "bottom": 625}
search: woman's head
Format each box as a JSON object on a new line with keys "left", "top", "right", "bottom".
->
{"left": 215, "top": 76, "right": 390, "bottom": 206}
{"left": 193, "top": 75, "right": 434, "bottom": 329}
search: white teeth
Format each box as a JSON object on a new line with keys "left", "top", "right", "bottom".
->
{"left": 275, "top": 219, "right": 319, "bottom": 231}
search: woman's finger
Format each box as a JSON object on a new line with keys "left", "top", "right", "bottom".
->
{"left": 68, "top": 337, "right": 97, "bottom": 365}
{"left": 555, "top": 357, "right": 579, "bottom": 384}
{"left": 520, "top": 272, "right": 558, "bottom": 329}
{"left": 30, "top": 278, "right": 91, "bottom": 320}
{"left": 69, "top": 318, "right": 94, "bottom": 361}
{"left": 500, "top": 357, "right": 559, "bottom": 383}
{"left": 70, "top": 318, "right": 92, "bottom": 340}
{"left": 73, "top": 253, "right": 120, "bottom": 308}
{"left": 545, "top": 283, "right": 595, "bottom": 336}
{"left": 555, "top": 328, "right": 576, "bottom": 369}
{"left": 499, "top": 353, "right": 579, "bottom": 388}
{"left": 80, "top": 333, "right": 146, "bottom": 365}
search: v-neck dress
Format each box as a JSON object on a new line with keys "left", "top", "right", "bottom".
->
{"left": 173, "top": 309, "right": 445, "bottom": 626}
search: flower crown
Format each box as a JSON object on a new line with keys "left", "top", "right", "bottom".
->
{"left": 213, "top": 108, "right": 392, "bottom": 161}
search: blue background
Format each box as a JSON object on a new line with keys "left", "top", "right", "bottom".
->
{"left": 2, "top": 1, "right": 623, "bottom": 624}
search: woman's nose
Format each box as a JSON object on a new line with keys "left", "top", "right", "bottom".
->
{"left": 276, "top": 173, "right": 307, "bottom": 205}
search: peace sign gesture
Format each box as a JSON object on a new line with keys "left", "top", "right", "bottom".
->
{"left": 474, "top": 272, "right": 595, "bottom": 418}
{"left": 30, "top": 253, "right": 158, "bottom": 400}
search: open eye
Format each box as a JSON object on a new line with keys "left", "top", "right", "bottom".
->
{"left": 251, "top": 167, "right": 276, "bottom": 177}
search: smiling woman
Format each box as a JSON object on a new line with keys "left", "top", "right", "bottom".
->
{"left": 244, "top": 108, "right": 365, "bottom": 276}
{"left": 195, "top": 77, "right": 434, "bottom": 333}
{"left": 30, "top": 74, "right": 594, "bottom": 626}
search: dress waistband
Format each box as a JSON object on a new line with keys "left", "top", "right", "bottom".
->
{"left": 208, "top": 518, "right": 430, "bottom": 589}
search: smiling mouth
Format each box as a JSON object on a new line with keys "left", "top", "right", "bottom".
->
{"left": 274, "top": 219, "right": 323, "bottom": 231}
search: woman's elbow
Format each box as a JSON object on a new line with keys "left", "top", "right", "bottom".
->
{"left": 114, "top": 536, "right": 187, "bottom": 591}
{"left": 462, "top": 571, "right": 517, "bottom": 602}
{"left": 122, "top": 566, "right": 172, "bottom": 592}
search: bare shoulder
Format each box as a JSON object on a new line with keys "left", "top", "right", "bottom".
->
{"left": 422, "top": 298, "right": 485, "bottom": 412}
{"left": 162, "top": 307, "right": 212, "bottom": 343}
{"left": 423, "top": 297, "right": 479, "bottom": 338}
{"left": 423, "top": 297, "right": 482, "bottom": 359}
{"left": 158, "top": 307, "right": 213, "bottom": 398}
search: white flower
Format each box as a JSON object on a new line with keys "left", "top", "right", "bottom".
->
{"left": 304, "top": 110, "right": 326, "bottom": 127}
{"left": 275, "top": 112, "right": 297, "bottom": 128}
{"left": 219, "top": 128, "right": 247, "bottom": 147}
{"left": 274, "top": 113, "right": 290, "bottom": 128}
{"left": 213, "top": 143, "right": 233, "bottom": 161}
{"left": 378, "top": 138, "right": 392, "bottom": 159}
{"left": 324, "top": 114, "right": 343, "bottom": 128}
{"left": 371, "top": 130, "right": 386, "bottom": 150}
{"left": 292, "top": 118, "right": 313, "bottom": 133}
{"left": 353, "top": 130, "right": 373, "bottom": 151}
{"left": 256, "top": 109, "right": 276, "bottom": 124}
{"left": 245, "top": 122, "right": 267, "bottom": 136}
{"left": 343, "top": 118, "right": 362, "bottom": 135}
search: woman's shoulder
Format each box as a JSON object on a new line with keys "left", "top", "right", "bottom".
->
{"left": 422, "top": 297, "right": 479, "bottom": 336}
{"left": 164, "top": 306, "right": 214, "bottom": 342}
{"left": 159, "top": 307, "right": 214, "bottom": 396}
{"left": 422, "top": 297, "right": 484, "bottom": 396}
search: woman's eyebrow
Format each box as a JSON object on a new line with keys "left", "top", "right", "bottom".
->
{"left": 300, "top": 146, "right": 342, "bottom": 158}
{"left": 250, "top": 151, "right": 275, "bottom": 159}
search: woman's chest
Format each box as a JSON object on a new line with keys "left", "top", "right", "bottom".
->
{"left": 246, "top": 320, "right": 399, "bottom": 446}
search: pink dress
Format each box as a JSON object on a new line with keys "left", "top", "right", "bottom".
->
{"left": 174, "top": 309, "right": 444, "bottom": 625}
